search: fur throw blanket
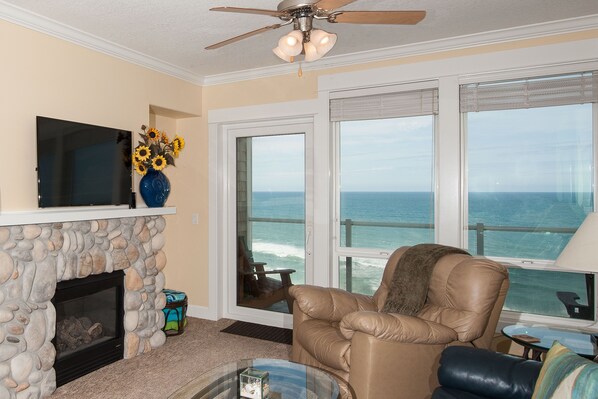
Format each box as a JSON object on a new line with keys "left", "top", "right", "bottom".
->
{"left": 382, "top": 244, "right": 470, "bottom": 315}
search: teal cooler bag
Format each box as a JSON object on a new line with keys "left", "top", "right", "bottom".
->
{"left": 162, "top": 289, "right": 188, "bottom": 335}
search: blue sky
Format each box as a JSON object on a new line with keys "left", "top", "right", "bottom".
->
{"left": 250, "top": 104, "right": 592, "bottom": 193}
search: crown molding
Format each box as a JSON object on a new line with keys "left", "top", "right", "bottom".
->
{"left": 0, "top": 1, "right": 203, "bottom": 85}
{"left": 202, "top": 14, "right": 598, "bottom": 86}
{"left": 1, "top": 0, "right": 596, "bottom": 88}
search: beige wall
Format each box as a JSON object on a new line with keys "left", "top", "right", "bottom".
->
{"left": 0, "top": 20, "right": 205, "bottom": 305}
{"left": 2, "top": 16, "right": 597, "bottom": 312}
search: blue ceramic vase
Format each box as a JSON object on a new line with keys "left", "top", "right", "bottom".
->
{"left": 139, "top": 168, "right": 170, "bottom": 207}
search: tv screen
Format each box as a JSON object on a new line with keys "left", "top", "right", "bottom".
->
{"left": 36, "top": 116, "right": 132, "bottom": 208}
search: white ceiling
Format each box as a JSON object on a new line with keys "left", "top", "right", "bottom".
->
{"left": 2, "top": 0, "right": 598, "bottom": 83}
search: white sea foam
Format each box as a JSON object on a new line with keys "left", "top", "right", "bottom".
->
{"left": 253, "top": 241, "right": 305, "bottom": 260}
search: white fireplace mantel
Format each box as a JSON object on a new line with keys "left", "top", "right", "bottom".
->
{"left": 0, "top": 206, "right": 176, "bottom": 226}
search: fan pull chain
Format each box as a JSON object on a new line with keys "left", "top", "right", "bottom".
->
{"left": 298, "top": 63, "right": 303, "bottom": 77}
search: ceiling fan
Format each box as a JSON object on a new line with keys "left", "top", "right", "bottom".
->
{"left": 205, "top": 0, "right": 426, "bottom": 63}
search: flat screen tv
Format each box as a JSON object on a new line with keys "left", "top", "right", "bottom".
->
{"left": 36, "top": 116, "right": 132, "bottom": 208}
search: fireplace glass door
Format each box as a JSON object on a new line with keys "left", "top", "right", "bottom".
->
{"left": 52, "top": 270, "right": 125, "bottom": 386}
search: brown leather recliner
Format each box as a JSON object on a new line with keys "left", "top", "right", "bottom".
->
{"left": 289, "top": 246, "right": 509, "bottom": 399}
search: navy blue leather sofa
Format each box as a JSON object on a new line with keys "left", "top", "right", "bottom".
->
{"left": 431, "top": 346, "right": 543, "bottom": 399}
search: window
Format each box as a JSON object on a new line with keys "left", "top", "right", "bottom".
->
{"left": 462, "top": 72, "right": 597, "bottom": 320}
{"left": 332, "top": 88, "right": 437, "bottom": 294}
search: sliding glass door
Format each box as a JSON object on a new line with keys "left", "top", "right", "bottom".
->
{"left": 228, "top": 122, "right": 313, "bottom": 322}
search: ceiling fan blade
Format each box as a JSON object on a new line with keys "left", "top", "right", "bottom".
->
{"left": 331, "top": 10, "right": 426, "bottom": 25}
{"left": 205, "top": 24, "right": 282, "bottom": 50}
{"left": 315, "top": 0, "right": 357, "bottom": 11}
{"left": 210, "top": 6, "right": 285, "bottom": 18}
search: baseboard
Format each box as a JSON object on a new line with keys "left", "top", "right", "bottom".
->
{"left": 186, "top": 304, "right": 218, "bottom": 321}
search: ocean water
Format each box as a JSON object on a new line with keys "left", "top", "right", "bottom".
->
{"left": 248, "top": 191, "right": 593, "bottom": 318}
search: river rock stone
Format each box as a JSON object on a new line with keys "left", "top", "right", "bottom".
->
{"left": 156, "top": 309, "right": 165, "bottom": 329}
{"left": 0, "top": 344, "right": 18, "bottom": 362}
{"left": 4, "top": 377, "right": 17, "bottom": 388}
{"left": 150, "top": 330, "right": 166, "bottom": 348}
{"left": 107, "top": 229, "right": 122, "bottom": 241}
{"left": 124, "top": 311, "right": 139, "bottom": 332}
{"left": 29, "top": 258, "right": 56, "bottom": 303}
{"left": 83, "top": 233, "right": 95, "bottom": 250}
{"left": 20, "top": 260, "right": 36, "bottom": 301}
{"left": 24, "top": 312, "right": 46, "bottom": 352}
{"left": 154, "top": 292, "right": 166, "bottom": 310}
{"left": 137, "top": 225, "right": 151, "bottom": 243}
{"left": 90, "top": 220, "right": 99, "bottom": 233}
{"left": 11, "top": 352, "right": 34, "bottom": 383}
{"left": 155, "top": 250, "right": 167, "bottom": 271}
{"left": 125, "top": 269, "right": 143, "bottom": 291}
{"left": 37, "top": 343, "right": 55, "bottom": 372}
{"left": 111, "top": 235, "right": 127, "bottom": 250}
{"left": 29, "top": 370, "right": 43, "bottom": 385}
{"left": 90, "top": 247, "right": 106, "bottom": 274}
{"left": 0, "top": 228, "right": 9, "bottom": 244}
{"left": 40, "top": 370, "right": 56, "bottom": 398}
{"left": 124, "top": 291, "right": 142, "bottom": 311}
{"left": 31, "top": 240, "right": 48, "bottom": 263}
{"left": 124, "top": 333, "right": 140, "bottom": 359}
{"left": 17, "top": 240, "right": 34, "bottom": 251}
{"left": 0, "top": 252, "right": 15, "bottom": 284}
{"left": 78, "top": 252, "right": 92, "bottom": 278}
{"left": 0, "top": 309, "right": 14, "bottom": 323}
{"left": 151, "top": 233, "right": 165, "bottom": 251}
{"left": 49, "top": 229, "right": 63, "bottom": 252}
{"left": 23, "top": 226, "right": 42, "bottom": 241}
{"left": 155, "top": 272, "right": 165, "bottom": 293}
{"left": 125, "top": 244, "right": 139, "bottom": 264}
{"left": 15, "top": 382, "right": 30, "bottom": 393}
{"left": 7, "top": 323, "right": 25, "bottom": 335}
{"left": 0, "top": 363, "right": 10, "bottom": 379}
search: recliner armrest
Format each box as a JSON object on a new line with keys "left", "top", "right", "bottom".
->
{"left": 436, "top": 346, "right": 542, "bottom": 399}
{"left": 340, "top": 311, "right": 458, "bottom": 343}
{"left": 289, "top": 285, "right": 376, "bottom": 322}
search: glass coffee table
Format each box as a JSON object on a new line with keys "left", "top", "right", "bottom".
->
{"left": 168, "top": 358, "right": 341, "bottom": 399}
{"left": 502, "top": 325, "right": 598, "bottom": 361}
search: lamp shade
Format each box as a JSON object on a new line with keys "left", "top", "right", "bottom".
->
{"left": 272, "top": 46, "right": 294, "bottom": 63}
{"left": 303, "top": 42, "right": 322, "bottom": 62}
{"left": 278, "top": 30, "right": 303, "bottom": 57}
{"left": 310, "top": 29, "right": 337, "bottom": 56}
{"left": 554, "top": 212, "right": 598, "bottom": 272}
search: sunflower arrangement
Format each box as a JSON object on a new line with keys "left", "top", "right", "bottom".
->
{"left": 132, "top": 125, "right": 185, "bottom": 176}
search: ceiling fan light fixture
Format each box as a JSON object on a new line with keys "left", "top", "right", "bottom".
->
{"left": 310, "top": 29, "right": 337, "bottom": 55}
{"left": 273, "top": 46, "right": 295, "bottom": 63}
{"left": 278, "top": 30, "right": 303, "bottom": 56}
{"left": 303, "top": 41, "right": 322, "bottom": 62}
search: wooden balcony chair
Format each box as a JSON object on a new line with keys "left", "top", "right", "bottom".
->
{"left": 237, "top": 236, "right": 295, "bottom": 313}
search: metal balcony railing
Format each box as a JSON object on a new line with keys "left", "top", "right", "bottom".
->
{"left": 248, "top": 217, "right": 577, "bottom": 291}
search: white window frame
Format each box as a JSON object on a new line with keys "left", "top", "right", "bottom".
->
{"left": 459, "top": 72, "right": 598, "bottom": 330}
{"left": 330, "top": 81, "right": 440, "bottom": 289}
{"left": 317, "top": 41, "right": 598, "bottom": 331}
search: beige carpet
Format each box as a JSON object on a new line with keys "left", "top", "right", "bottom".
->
{"left": 51, "top": 318, "right": 291, "bottom": 399}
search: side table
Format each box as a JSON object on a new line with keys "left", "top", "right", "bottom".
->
{"left": 502, "top": 325, "right": 598, "bottom": 361}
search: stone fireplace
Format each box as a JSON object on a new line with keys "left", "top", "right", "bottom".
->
{"left": 0, "top": 214, "right": 169, "bottom": 398}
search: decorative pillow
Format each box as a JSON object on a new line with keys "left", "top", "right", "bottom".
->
{"left": 532, "top": 341, "right": 598, "bottom": 399}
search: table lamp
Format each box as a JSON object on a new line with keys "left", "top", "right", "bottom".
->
{"left": 554, "top": 212, "right": 598, "bottom": 321}
{"left": 555, "top": 212, "right": 598, "bottom": 272}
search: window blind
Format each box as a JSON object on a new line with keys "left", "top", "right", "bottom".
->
{"left": 330, "top": 88, "right": 439, "bottom": 122}
{"left": 460, "top": 72, "right": 598, "bottom": 113}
